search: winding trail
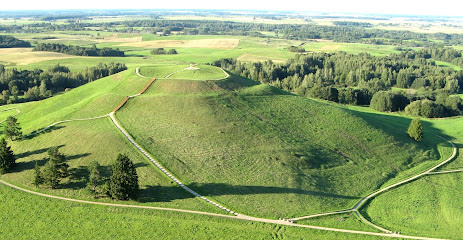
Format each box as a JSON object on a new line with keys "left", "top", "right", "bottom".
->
{"left": 28, "top": 114, "right": 110, "bottom": 136}
{"left": 290, "top": 132, "right": 458, "bottom": 233}
{"left": 426, "top": 168, "right": 463, "bottom": 175}
{"left": 0, "top": 178, "right": 446, "bottom": 240}
{"left": 135, "top": 67, "right": 148, "bottom": 78}
{"left": 0, "top": 108, "right": 20, "bottom": 124}
{"left": 0, "top": 66, "right": 459, "bottom": 240}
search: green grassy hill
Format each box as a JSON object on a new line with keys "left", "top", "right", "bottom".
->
{"left": 0, "top": 69, "right": 150, "bottom": 134}
{"left": 0, "top": 64, "right": 454, "bottom": 238}
{"left": 115, "top": 66, "right": 447, "bottom": 219}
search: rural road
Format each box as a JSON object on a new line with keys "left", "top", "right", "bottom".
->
{"left": 0, "top": 66, "right": 458, "bottom": 240}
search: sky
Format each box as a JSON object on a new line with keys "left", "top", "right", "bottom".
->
{"left": 0, "top": 0, "right": 462, "bottom": 17}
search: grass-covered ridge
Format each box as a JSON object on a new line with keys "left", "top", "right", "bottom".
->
{"left": 0, "top": 68, "right": 151, "bottom": 133}
{"left": 116, "top": 70, "right": 447, "bottom": 218}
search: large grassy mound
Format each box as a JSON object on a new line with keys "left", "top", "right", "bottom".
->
{"left": 116, "top": 71, "right": 447, "bottom": 218}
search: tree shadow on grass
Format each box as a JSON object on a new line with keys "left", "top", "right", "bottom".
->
{"left": 24, "top": 125, "right": 66, "bottom": 140}
{"left": 15, "top": 145, "right": 65, "bottom": 160}
{"left": 137, "top": 182, "right": 358, "bottom": 203}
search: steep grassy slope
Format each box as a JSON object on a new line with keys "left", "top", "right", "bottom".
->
{"left": 116, "top": 71, "right": 446, "bottom": 218}
{"left": 0, "top": 68, "right": 151, "bottom": 133}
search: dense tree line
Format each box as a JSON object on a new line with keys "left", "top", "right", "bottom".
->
{"left": 213, "top": 48, "right": 463, "bottom": 118}
{"left": 3, "top": 19, "right": 463, "bottom": 46}
{"left": 0, "top": 35, "right": 31, "bottom": 48}
{"left": 0, "top": 62, "right": 127, "bottom": 104}
{"left": 33, "top": 43, "right": 124, "bottom": 57}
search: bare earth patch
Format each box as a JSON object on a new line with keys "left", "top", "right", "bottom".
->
{"left": 0, "top": 48, "right": 78, "bottom": 65}
{"left": 320, "top": 45, "right": 341, "bottom": 51}
{"left": 121, "top": 38, "right": 240, "bottom": 49}
{"left": 97, "top": 34, "right": 142, "bottom": 43}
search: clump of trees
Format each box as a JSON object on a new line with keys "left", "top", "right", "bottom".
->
{"left": 0, "top": 138, "right": 15, "bottom": 174}
{"left": 287, "top": 46, "right": 305, "bottom": 53}
{"left": 0, "top": 35, "right": 31, "bottom": 48}
{"left": 150, "top": 48, "right": 177, "bottom": 55}
{"left": 0, "top": 62, "right": 127, "bottom": 105}
{"left": 407, "top": 118, "right": 423, "bottom": 142}
{"left": 370, "top": 91, "right": 409, "bottom": 112}
{"left": 33, "top": 151, "right": 139, "bottom": 200}
{"left": 34, "top": 147, "right": 69, "bottom": 189}
{"left": 85, "top": 154, "right": 139, "bottom": 200}
{"left": 33, "top": 43, "right": 124, "bottom": 57}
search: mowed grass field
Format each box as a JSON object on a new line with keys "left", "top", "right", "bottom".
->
{"left": 166, "top": 65, "right": 227, "bottom": 80}
{"left": 116, "top": 67, "right": 447, "bottom": 219}
{"left": 0, "top": 185, "right": 393, "bottom": 240}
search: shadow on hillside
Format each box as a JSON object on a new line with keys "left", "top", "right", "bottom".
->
{"left": 14, "top": 148, "right": 90, "bottom": 174}
{"left": 16, "top": 144, "right": 65, "bottom": 160}
{"left": 25, "top": 125, "right": 66, "bottom": 140}
{"left": 345, "top": 107, "right": 451, "bottom": 142}
{"left": 137, "top": 182, "right": 358, "bottom": 203}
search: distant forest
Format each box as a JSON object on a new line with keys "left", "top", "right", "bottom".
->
{"left": 33, "top": 43, "right": 125, "bottom": 57}
{"left": 213, "top": 47, "right": 463, "bottom": 118}
{"left": 0, "top": 35, "right": 31, "bottom": 48}
{"left": 0, "top": 62, "right": 127, "bottom": 105}
{"left": 1, "top": 19, "right": 463, "bottom": 47}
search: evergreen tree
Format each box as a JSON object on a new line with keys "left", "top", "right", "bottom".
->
{"left": 0, "top": 138, "right": 15, "bottom": 174}
{"left": 87, "top": 161, "right": 101, "bottom": 196}
{"left": 42, "top": 159, "right": 60, "bottom": 189}
{"left": 4, "top": 116, "right": 22, "bottom": 141}
{"left": 33, "top": 161, "right": 44, "bottom": 187}
{"left": 108, "top": 154, "right": 139, "bottom": 200}
{"left": 47, "top": 147, "right": 69, "bottom": 178}
{"left": 407, "top": 118, "right": 424, "bottom": 142}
